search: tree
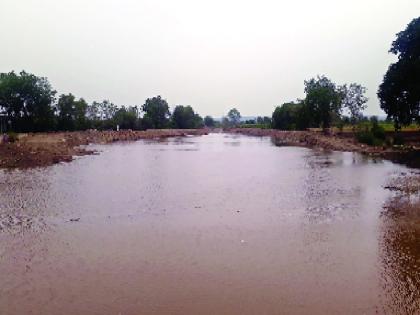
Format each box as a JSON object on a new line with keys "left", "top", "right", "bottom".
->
{"left": 172, "top": 105, "right": 202, "bottom": 129}
{"left": 74, "top": 98, "right": 89, "bottom": 130}
{"left": 141, "top": 96, "right": 170, "bottom": 129}
{"left": 56, "top": 94, "right": 89, "bottom": 130}
{"left": 378, "top": 17, "right": 420, "bottom": 129}
{"left": 0, "top": 71, "right": 56, "bottom": 132}
{"left": 227, "top": 108, "right": 241, "bottom": 126}
{"left": 272, "top": 101, "right": 309, "bottom": 130}
{"left": 204, "top": 115, "right": 215, "bottom": 127}
{"left": 113, "top": 106, "right": 139, "bottom": 130}
{"left": 57, "top": 94, "right": 76, "bottom": 130}
{"left": 340, "top": 83, "right": 368, "bottom": 126}
{"left": 304, "top": 76, "right": 342, "bottom": 129}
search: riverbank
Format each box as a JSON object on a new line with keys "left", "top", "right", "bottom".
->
{"left": 0, "top": 129, "right": 208, "bottom": 169}
{"left": 229, "top": 128, "right": 420, "bottom": 168}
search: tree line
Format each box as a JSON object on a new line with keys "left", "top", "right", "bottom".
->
{"left": 271, "top": 77, "right": 368, "bottom": 130}
{"left": 272, "top": 17, "right": 420, "bottom": 131}
{"left": 0, "top": 72, "right": 212, "bottom": 132}
{"left": 1, "top": 17, "right": 418, "bottom": 133}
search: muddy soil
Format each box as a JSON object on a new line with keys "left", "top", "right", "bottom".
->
{"left": 0, "top": 129, "right": 208, "bottom": 169}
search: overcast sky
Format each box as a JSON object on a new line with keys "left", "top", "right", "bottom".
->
{"left": 1, "top": 0, "right": 419, "bottom": 117}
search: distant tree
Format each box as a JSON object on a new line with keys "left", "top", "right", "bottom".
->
{"left": 86, "top": 100, "right": 118, "bottom": 129}
{"left": 340, "top": 83, "right": 368, "bottom": 126}
{"left": 204, "top": 115, "right": 215, "bottom": 127}
{"left": 304, "top": 76, "right": 342, "bottom": 129}
{"left": 221, "top": 116, "right": 231, "bottom": 128}
{"left": 114, "top": 106, "right": 139, "bottom": 130}
{"left": 141, "top": 96, "right": 170, "bottom": 129}
{"left": 56, "top": 94, "right": 89, "bottom": 130}
{"left": 74, "top": 98, "right": 89, "bottom": 130}
{"left": 0, "top": 71, "right": 56, "bottom": 132}
{"left": 378, "top": 17, "right": 420, "bottom": 129}
{"left": 57, "top": 94, "right": 77, "bottom": 130}
{"left": 272, "top": 101, "right": 309, "bottom": 130}
{"left": 172, "top": 105, "right": 202, "bottom": 129}
{"left": 99, "top": 100, "right": 118, "bottom": 121}
{"left": 262, "top": 116, "right": 271, "bottom": 125}
{"left": 227, "top": 108, "right": 241, "bottom": 127}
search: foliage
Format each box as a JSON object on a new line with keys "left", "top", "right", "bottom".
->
{"left": 256, "top": 116, "right": 272, "bottom": 125}
{"left": 0, "top": 71, "right": 56, "bottom": 132}
{"left": 226, "top": 108, "right": 241, "bottom": 127}
{"left": 204, "top": 115, "right": 215, "bottom": 127}
{"left": 113, "top": 106, "right": 140, "bottom": 130}
{"left": 378, "top": 17, "right": 420, "bottom": 129}
{"left": 272, "top": 101, "right": 310, "bottom": 130}
{"left": 304, "top": 76, "right": 342, "bottom": 129}
{"left": 141, "top": 96, "right": 170, "bottom": 129}
{"left": 355, "top": 117, "right": 386, "bottom": 146}
{"left": 370, "top": 116, "right": 386, "bottom": 140}
{"left": 57, "top": 94, "right": 89, "bottom": 130}
{"left": 239, "top": 123, "right": 271, "bottom": 129}
{"left": 340, "top": 83, "right": 368, "bottom": 125}
{"left": 172, "top": 105, "right": 203, "bottom": 129}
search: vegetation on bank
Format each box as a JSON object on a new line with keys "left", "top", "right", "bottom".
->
{"left": 0, "top": 74, "right": 213, "bottom": 132}
{"left": 269, "top": 17, "right": 419, "bottom": 136}
{"left": 0, "top": 17, "right": 418, "bottom": 143}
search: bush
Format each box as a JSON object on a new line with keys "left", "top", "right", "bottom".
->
{"left": 371, "top": 121, "right": 386, "bottom": 140}
{"left": 355, "top": 120, "right": 386, "bottom": 146}
{"left": 356, "top": 131, "right": 380, "bottom": 146}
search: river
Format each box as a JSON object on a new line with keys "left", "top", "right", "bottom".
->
{"left": 0, "top": 133, "right": 419, "bottom": 314}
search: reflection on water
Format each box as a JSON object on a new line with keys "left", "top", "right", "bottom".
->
{"left": 0, "top": 133, "right": 418, "bottom": 315}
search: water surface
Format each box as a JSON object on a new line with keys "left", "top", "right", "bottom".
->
{"left": 0, "top": 133, "right": 419, "bottom": 314}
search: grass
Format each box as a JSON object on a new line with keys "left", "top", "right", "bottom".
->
{"left": 239, "top": 124, "right": 271, "bottom": 129}
{"left": 342, "top": 122, "right": 419, "bottom": 132}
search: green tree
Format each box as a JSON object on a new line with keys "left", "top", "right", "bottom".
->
{"left": 86, "top": 100, "right": 118, "bottom": 129}
{"left": 172, "top": 105, "right": 202, "bottom": 129}
{"left": 272, "top": 101, "right": 309, "bottom": 130}
{"left": 0, "top": 71, "right": 56, "bottom": 132}
{"left": 227, "top": 108, "right": 241, "bottom": 127}
{"left": 56, "top": 94, "right": 89, "bottom": 130}
{"left": 340, "top": 83, "right": 368, "bottom": 127}
{"left": 114, "top": 106, "right": 139, "bottom": 130}
{"left": 304, "top": 76, "right": 342, "bottom": 129}
{"left": 141, "top": 96, "right": 170, "bottom": 129}
{"left": 74, "top": 98, "right": 89, "bottom": 130}
{"left": 378, "top": 17, "right": 420, "bottom": 129}
{"left": 204, "top": 115, "right": 215, "bottom": 127}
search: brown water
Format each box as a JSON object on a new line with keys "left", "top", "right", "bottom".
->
{"left": 0, "top": 133, "right": 419, "bottom": 315}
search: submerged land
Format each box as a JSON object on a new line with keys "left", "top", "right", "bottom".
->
{"left": 0, "top": 128, "right": 418, "bottom": 169}
{"left": 0, "top": 129, "right": 208, "bottom": 168}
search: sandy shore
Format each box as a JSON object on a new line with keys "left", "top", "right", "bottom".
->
{"left": 0, "top": 129, "right": 208, "bottom": 169}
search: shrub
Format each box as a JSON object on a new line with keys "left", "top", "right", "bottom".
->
{"left": 371, "top": 121, "right": 386, "bottom": 140}
{"left": 355, "top": 120, "right": 386, "bottom": 146}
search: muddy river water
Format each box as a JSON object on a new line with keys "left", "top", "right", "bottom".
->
{"left": 0, "top": 133, "right": 419, "bottom": 315}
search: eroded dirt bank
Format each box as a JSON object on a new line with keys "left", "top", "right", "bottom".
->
{"left": 229, "top": 128, "right": 420, "bottom": 168}
{"left": 0, "top": 129, "right": 208, "bottom": 168}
